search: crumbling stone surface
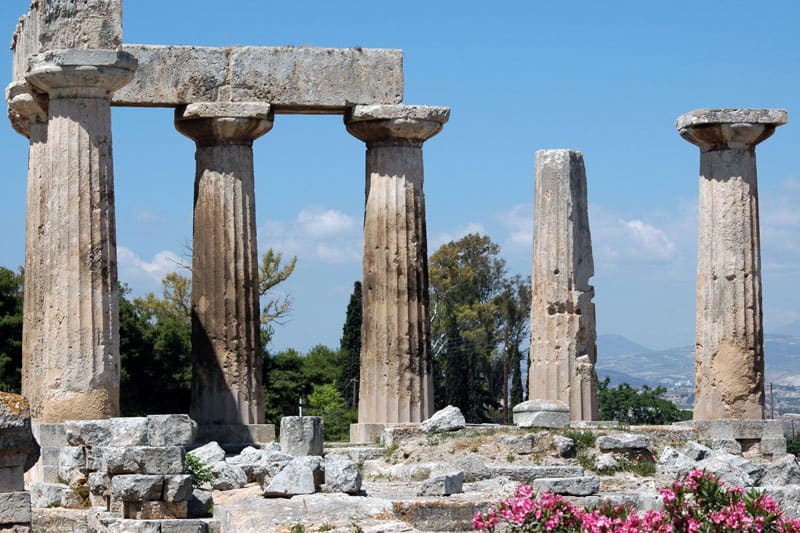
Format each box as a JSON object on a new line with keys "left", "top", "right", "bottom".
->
{"left": 280, "top": 417, "right": 323, "bottom": 457}
{"left": 323, "top": 453, "right": 362, "bottom": 495}
{"left": 147, "top": 415, "right": 197, "bottom": 447}
{"left": 596, "top": 433, "right": 650, "bottom": 451}
{"left": 101, "top": 447, "right": 185, "bottom": 475}
{"left": 262, "top": 456, "right": 323, "bottom": 497}
{"left": 533, "top": 475, "right": 600, "bottom": 497}
{"left": 209, "top": 462, "right": 246, "bottom": 491}
{"left": 35, "top": 0, "right": 123, "bottom": 51}
{"left": 188, "top": 442, "right": 225, "bottom": 467}
{"left": 111, "top": 475, "right": 164, "bottom": 502}
{"left": 64, "top": 418, "right": 148, "bottom": 447}
{"left": 417, "top": 472, "right": 464, "bottom": 496}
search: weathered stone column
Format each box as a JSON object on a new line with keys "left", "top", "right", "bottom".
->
{"left": 175, "top": 103, "right": 272, "bottom": 426}
{"left": 528, "top": 150, "right": 598, "bottom": 421}
{"left": 6, "top": 81, "right": 48, "bottom": 418}
{"left": 25, "top": 49, "right": 136, "bottom": 422}
{"left": 677, "top": 109, "right": 788, "bottom": 421}
{"left": 345, "top": 104, "right": 449, "bottom": 429}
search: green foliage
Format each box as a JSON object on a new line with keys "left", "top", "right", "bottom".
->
{"left": 339, "top": 281, "right": 362, "bottom": 409}
{"left": 0, "top": 267, "right": 23, "bottom": 393}
{"left": 562, "top": 429, "right": 597, "bottom": 449}
{"left": 307, "top": 383, "right": 356, "bottom": 441}
{"left": 787, "top": 433, "right": 800, "bottom": 456}
{"left": 259, "top": 249, "right": 297, "bottom": 345}
{"left": 185, "top": 453, "right": 213, "bottom": 486}
{"left": 429, "top": 234, "right": 507, "bottom": 422}
{"left": 290, "top": 523, "right": 306, "bottom": 533}
{"left": 598, "top": 377, "right": 691, "bottom": 425}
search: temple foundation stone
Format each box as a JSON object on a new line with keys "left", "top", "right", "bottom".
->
{"left": 175, "top": 102, "right": 272, "bottom": 426}
{"left": 25, "top": 49, "right": 136, "bottom": 422}
{"left": 528, "top": 149, "right": 598, "bottom": 421}
{"left": 677, "top": 108, "right": 788, "bottom": 421}
{"left": 345, "top": 104, "right": 449, "bottom": 433}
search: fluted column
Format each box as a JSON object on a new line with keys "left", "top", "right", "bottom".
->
{"left": 6, "top": 81, "right": 48, "bottom": 418}
{"left": 346, "top": 104, "right": 449, "bottom": 425}
{"left": 175, "top": 103, "right": 272, "bottom": 426}
{"left": 25, "top": 49, "right": 136, "bottom": 422}
{"left": 677, "top": 108, "right": 788, "bottom": 420}
{"left": 529, "top": 150, "right": 598, "bottom": 421}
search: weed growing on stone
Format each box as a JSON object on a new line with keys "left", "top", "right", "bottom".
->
{"left": 186, "top": 453, "right": 213, "bottom": 486}
{"left": 350, "top": 523, "right": 364, "bottom": 533}
{"left": 562, "top": 429, "right": 597, "bottom": 449}
{"left": 382, "top": 442, "right": 399, "bottom": 462}
{"left": 597, "top": 455, "right": 656, "bottom": 477}
{"left": 290, "top": 523, "right": 305, "bottom": 533}
{"left": 506, "top": 453, "right": 515, "bottom": 463}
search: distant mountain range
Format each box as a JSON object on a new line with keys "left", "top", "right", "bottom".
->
{"left": 595, "top": 333, "right": 800, "bottom": 388}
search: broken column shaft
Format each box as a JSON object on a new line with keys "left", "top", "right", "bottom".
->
{"left": 346, "top": 104, "right": 449, "bottom": 425}
{"left": 529, "top": 149, "right": 598, "bottom": 421}
{"left": 175, "top": 103, "right": 272, "bottom": 426}
{"left": 25, "top": 49, "right": 136, "bottom": 422}
{"left": 677, "top": 108, "right": 788, "bottom": 420}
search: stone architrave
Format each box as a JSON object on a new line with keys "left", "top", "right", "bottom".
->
{"left": 345, "top": 104, "right": 449, "bottom": 425}
{"left": 528, "top": 149, "right": 598, "bottom": 421}
{"left": 25, "top": 49, "right": 137, "bottom": 422}
{"left": 175, "top": 102, "right": 272, "bottom": 426}
{"left": 6, "top": 82, "right": 48, "bottom": 419}
{"left": 676, "top": 108, "right": 788, "bottom": 421}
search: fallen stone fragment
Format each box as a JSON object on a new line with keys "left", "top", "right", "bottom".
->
{"left": 596, "top": 433, "right": 650, "bottom": 451}
{"left": 681, "top": 441, "right": 712, "bottom": 461}
{"left": 324, "top": 453, "right": 362, "bottom": 494}
{"left": 30, "top": 482, "right": 69, "bottom": 508}
{"left": 417, "top": 472, "right": 464, "bottom": 496}
{"left": 512, "top": 400, "right": 570, "bottom": 428}
{"left": 421, "top": 405, "right": 466, "bottom": 433}
{"left": 263, "top": 456, "right": 323, "bottom": 497}
{"left": 533, "top": 475, "right": 600, "bottom": 496}
{"left": 189, "top": 441, "right": 226, "bottom": 466}
{"left": 209, "top": 462, "right": 247, "bottom": 491}
{"left": 188, "top": 488, "right": 213, "bottom": 519}
{"left": 111, "top": 475, "right": 164, "bottom": 502}
{"left": 147, "top": 414, "right": 198, "bottom": 447}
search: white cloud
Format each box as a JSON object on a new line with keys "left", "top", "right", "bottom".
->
{"left": 117, "top": 246, "right": 187, "bottom": 294}
{"left": 497, "top": 203, "right": 533, "bottom": 251}
{"left": 590, "top": 205, "right": 682, "bottom": 267}
{"left": 430, "top": 223, "right": 487, "bottom": 250}
{"left": 297, "top": 207, "right": 355, "bottom": 237}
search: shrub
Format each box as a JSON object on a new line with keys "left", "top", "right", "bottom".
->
{"left": 185, "top": 453, "right": 213, "bottom": 487}
{"left": 473, "top": 469, "right": 800, "bottom": 532}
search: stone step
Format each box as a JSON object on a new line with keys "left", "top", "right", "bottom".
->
{"left": 532, "top": 475, "right": 600, "bottom": 497}
{"left": 489, "top": 465, "right": 585, "bottom": 484}
{"left": 393, "top": 499, "right": 489, "bottom": 532}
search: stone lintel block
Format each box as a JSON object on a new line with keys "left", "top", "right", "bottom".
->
{"left": 35, "top": 0, "right": 123, "bottom": 51}
{"left": 0, "top": 491, "right": 31, "bottom": 524}
{"left": 102, "top": 446, "right": 186, "bottom": 475}
{"left": 147, "top": 415, "right": 198, "bottom": 447}
{"left": 114, "top": 45, "right": 403, "bottom": 112}
{"left": 179, "top": 102, "right": 272, "bottom": 120}
{"left": 676, "top": 108, "right": 788, "bottom": 150}
{"left": 532, "top": 475, "right": 600, "bottom": 497}
{"left": 111, "top": 474, "right": 164, "bottom": 502}
{"left": 596, "top": 433, "right": 651, "bottom": 451}
{"left": 64, "top": 418, "right": 149, "bottom": 447}
{"left": 349, "top": 423, "right": 385, "bottom": 444}
{"left": 512, "top": 400, "right": 570, "bottom": 428}
{"left": 346, "top": 104, "right": 450, "bottom": 144}
{"left": 27, "top": 49, "right": 137, "bottom": 95}
{"left": 490, "top": 465, "right": 584, "bottom": 484}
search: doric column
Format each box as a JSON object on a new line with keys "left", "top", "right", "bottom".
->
{"left": 6, "top": 81, "right": 48, "bottom": 419}
{"left": 677, "top": 108, "right": 788, "bottom": 420}
{"left": 25, "top": 49, "right": 136, "bottom": 422}
{"left": 175, "top": 103, "right": 272, "bottom": 426}
{"left": 345, "top": 104, "right": 449, "bottom": 425}
{"left": 529, "top": 150, "right": 598, "bottom": 421}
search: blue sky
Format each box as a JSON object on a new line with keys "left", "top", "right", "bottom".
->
{"left": 1, "top": 1, "right": 799, "bottom": 352}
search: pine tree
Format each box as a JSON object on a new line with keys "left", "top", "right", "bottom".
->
{"left": 339, "top": 281, "right": 362, "bottom": 408}
{"left": 0, "top": 267, "right": 23, "bottom": 393}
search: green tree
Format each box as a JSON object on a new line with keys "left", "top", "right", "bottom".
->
{"left": 0, "top": 267, "right": 23, "bottom": 393}
{"left": 339, "top": 281, "right": 362, "bottom": 409}
{"left": 259, "top": 249, "right": 297, "bottom": 345}
{"left": 263, "top": 348, "right": 306, "bottom": 424}
{"left": 497, "top": 275, "right": 531, "bottom": 424}
{"left": 307, "top": 383, "right": 353, "bottom": 441}
{"left": 598, "top": 377, "right": 690, "bottom": 425}
{"left": 429, "top": 233, "right": 507, "bottom": 422}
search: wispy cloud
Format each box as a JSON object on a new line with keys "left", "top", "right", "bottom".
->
{"left": 497, "top": 203, "right": 532, "bottom": 251}
{"left": 117, "top": 246, "right": 187, "bottom": 293}
{"left": 430, "top": 223, "right": 487, "bottom": 250}
{"left": 297, "top": 207, "right": 356, "bottom": 237}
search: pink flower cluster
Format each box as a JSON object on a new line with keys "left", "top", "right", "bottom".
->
{"left": 473, "top": 469, "right": 800, "bottom": 532}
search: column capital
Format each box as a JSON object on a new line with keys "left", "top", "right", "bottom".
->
{"left": 6, "top": 81, "right": 48, "bottom": 138}
{"left": 676, "top": 108, "right": 788, "bottom": 151}
{"left": 175, "top": 102, "right": 273, "bottom": 146}
{"left": 26, "top": 49, "right": 137, "bottom": 99}
{"left": 346, "top": 104, "right": 450, "bottom": 145}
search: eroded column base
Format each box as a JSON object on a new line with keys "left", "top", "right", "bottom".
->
{"left": 349, "top": 423, "right": 387, "bottom": 444}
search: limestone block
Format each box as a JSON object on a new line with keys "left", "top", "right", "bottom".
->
{"left": 498, "top": 434, "right": 536, "bottom": 455}
{"left": 553, "top": 435, "right": 577, "bottom": 458}
{"left": 350, "top": 423, "right": 385, "bottom": 444}
{"left": 755, "top": 455, "right": 800, "bottom": 486}
{"left": 512, "top": 400, "right": 570, "bottom": 428}
{"left": 36, "top": 0, "right": 123, "bottom": 51}
{"left": 595, "top": 453, "right": 619, "bottom": 471}
{"left": 323, "top": 453, "right": 362, "bottom": 495}
{"left": 280, "top": 417, "right": 323, "bottom": 457}
{"left": 490, "top": 465, "right": 584, "bottom": 485}
{"left": 681, "top": 441, "right": 712, "bottom": 461}
{"left": 225, "top": 447, "right": 292, "bottom": 484}
{"left": 111, "top": 475, "right": 164, "bottom": 502}
{"left": 262, "top": 456, "right": 323, "bottom": 497}
{"left": 161, "top": 520, "right": 213, "bottom": 533}
{"left": 163, "top": 475, "right": 193, "bottom": 502}
{"left": 64, "top": 418, "right": 148, "bottom": 447}
{"left": 29, "top": 482, "right": 68, "bottom": 508}
{"left": 0, "top": 464, "right": 24, "bottom": 492}
{"left": 35, "top": 423, "right": 67, "bottom": 447}
{"left": 711, "top": 439, "right": 742, "bottom": 455}
{"left": 762, "top": 438, "right": 787, "bottom": 456}
{"left": 0, "top": 492, "right": 31, "bottom": 524}
{"left": 225, "top": 446, "right": 263, "bottom": 465}
{"left": 125, "top": 501, "right": 188, "bottom": 520}
{"left": 187, "top": 489, "right": 213, "bottom": 519}
{"left": 417, "top": 472, "right": 464, "bottom": 496}
{"left": 421, "top": 406, "right": 466, "bottom": 433}
{"left": 533, "top": 476, "right": 600, "bottom": 497}
{"left": 102, "top": 447, "right": 185, "bottom": 475}
{"left": 656, "top": 446, "right": 697, "bottom": 479}
{"left": 87, "top": 472, "right": 111, "bottom": 496}
{"left": 596, "top": 433, "right": 650, "bottom": 451}
{"left": 57, "top": 446, "right": 86, "bottom": 484}
{"left": 0, "top": 393, "right": 40, "bottom": 474}
{"left": 451, "top": 456, "right": 491, "bottom": 483}
{"left": 107, "top": 520, "right": 161, "bottom": 533}
{"left": 147, "top": 415, "right": 198, "bottom": 447}
{"left": 188, "top": 442, "right": 225, "bottom": 467}
{"left": 209, "top": 462, "right": 246, "bottom": 491}
{"left": 697, "top": 452, "right": 759, "bottom": 487}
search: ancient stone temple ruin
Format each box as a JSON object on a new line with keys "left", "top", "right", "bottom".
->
{"left": 7, "top": 0, "right": 447, "bottom": 439}
{"left": 527, "top": 150, "right": 598, "bottom": 422}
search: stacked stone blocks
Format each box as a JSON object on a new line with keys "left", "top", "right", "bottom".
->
{"left": 0, "top": 393, "right": 39, "bottom": 533}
